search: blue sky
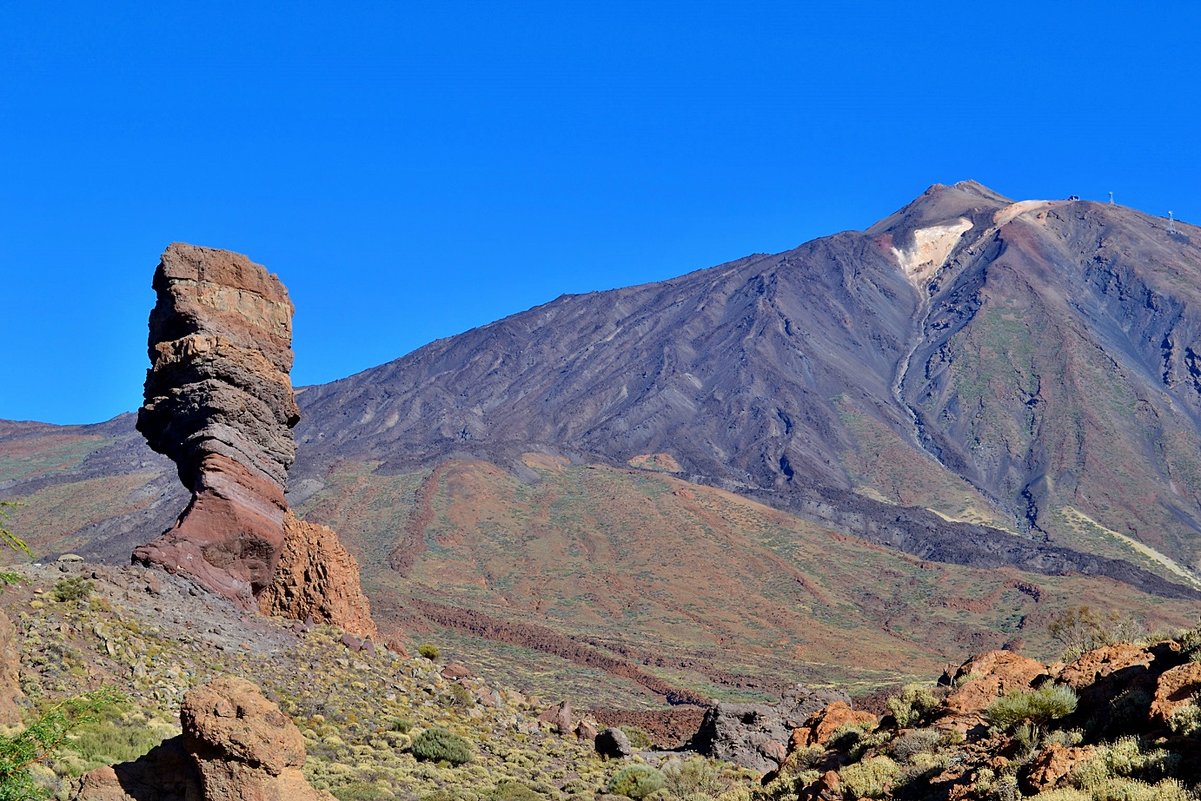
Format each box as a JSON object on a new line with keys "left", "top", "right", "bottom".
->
{"left": 2, "top": 2, "right": 1198, "bottom": 424}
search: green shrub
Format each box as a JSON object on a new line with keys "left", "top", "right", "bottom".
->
{"left": 388, "top": 718, "right": 414, "bottom": 733}
{"left": 446, "top": 684, "right": 474, "bottom": 709}
{"left": 886, "top": 683, "right": 939, "bottom": 728}
{"left": 0, "top": 688, "right": 119, "bottom": 800}
{"left": 840, "top": 756, "right": 901, "bottom": 799}
{"left": 54, "top": 704, "right": 173, "bottom": 773}
{"left": 484, "top": 781, "right": 542, "bottom": 801}
{"left": 1028, "top": 790, "right": 1091, "bottom": 801}
{"left": 417, "top": 643, "right": 440, "bottom": 660}
{"left": 661, "top": 756, "right": 735, "bottom": 799}
{"left": 888, "top": 728, "right": 942, "bottom": 763}
{"left": 1048, "top": 607, "right": 1143, "bottom": 661}
{"left": 0, "top": 501, "right": 30, "bottom": 558}
{"left": 1084, "top": 778, "right": 1195, "bottom": 801}
{"left": 620, "top": 726, "right": 653, "bottom": 750}
{"left": 607, "top": 764, "right": 666, "bottom": 800}
{"left": 788, "top": 744, "right": 826, "bottom": 771}
{"left": 1070, "top": 736, "right": 1180, "bottom": 791}
{"left": 985, "top": 685, "right": 1077, "bottom": 731}
{"left": 411, "top": 727, "right": 472, "bottom": 766}
{"left": 51, "top": 577, "right": 93, "bottom": 603}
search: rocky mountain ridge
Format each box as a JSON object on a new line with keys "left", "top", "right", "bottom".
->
{"left": 3, "top": 181, "right": 1201, "bottom": 707}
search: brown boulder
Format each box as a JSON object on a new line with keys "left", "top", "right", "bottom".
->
{"left": 1149, "top": 662, "right": 1201, "bottom": 728}
{"left": 791, "top": 701, "right": 877, "bottom": 749}
{"left": 133, "top": 244, "right": 299, "bottom": 609}
{"left": 943, "top": 650, "right": 1048, "bottom": 724}
{"left": 798, "top": 770, "right": 842, "bottom": 801}
{"left": 537, "top": 700, "right": 574, "bottom": 735}
{"left": 74, "top": 675, "right": 333, "bottom": 801}
{"left": 0, "top": 609, "right": 24, "bottom": 726}
{"left": 1022, "top": 744, "right": 1095, "bottom": 793}
{"left": 1058, "top": 644, "right": 1153, "bottom": 690}
{"left": 258, "top": 512, "right": 377, "bottom": 639}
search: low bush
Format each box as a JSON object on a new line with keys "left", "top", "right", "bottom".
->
{"left": 840, "top": 756, "right": 900, "bottom": 799}
{"left": 0, "top": 688, "right": 119, "bottom": 799}
{"left": 619, "top": 726, "right": 653, "bottom": 750}
{"left": 889, "top": 728, "right": 942, "bottom": 763}
{"left": 410, "top": 727, "right": 472, "bottom": 766}
{"left": 661, "top": 756, "right": 735, "bottom": 799}
{"left": 484, "top": 781, "right": 542, "bottom": 801}
{"left": 416, "top": 643, "right": 440, "bottom": 661}
{"left": 51, "top": 577, "right": 93, "bottom": 603}
{"left": 607, "top": 764, "right": 665, "bottom": 800}
{"left": 1168, "top": 703, "right": 1201, "bottom": 736}
{"left": 886, "top": 684, "right": 939, "bottom": 728}
{"left": 986, "top": 685, "right": 1077, "bottom": 731}
{"left": 1048, "top": 607, "right": 1143, "bottom": 661}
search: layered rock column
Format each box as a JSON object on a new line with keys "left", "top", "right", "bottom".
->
{"left": 133, "top": 243, "right": 300, "bottom": 608}
{"left": 132, "top": 244, "right": 377, "bottom": 640}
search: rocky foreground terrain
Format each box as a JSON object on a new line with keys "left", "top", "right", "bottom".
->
{"left": 2, "top": 558, "right": 1200, "bottom": 800}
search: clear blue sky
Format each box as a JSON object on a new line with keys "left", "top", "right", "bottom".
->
{"left": 2, "top": 2, "right": 1198, "bottom": 425}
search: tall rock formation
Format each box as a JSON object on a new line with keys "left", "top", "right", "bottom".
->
{"left": 132, "top": 243, "right": 376, "bottom": 638}
{"left": 133, "top": 243, "right": 299, "bottom": 608}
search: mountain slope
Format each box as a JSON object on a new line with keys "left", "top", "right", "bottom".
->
{"left": 4, "top": 181, "right": 1201, "bottom": 706}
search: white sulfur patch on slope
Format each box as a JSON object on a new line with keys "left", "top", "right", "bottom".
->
{"left": 891, "top": 217, "right": 973, "bottom": 286}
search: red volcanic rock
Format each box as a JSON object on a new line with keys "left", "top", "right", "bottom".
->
{"left": 791, "top": 701, "right": 877, "bottom": 749}
{"left": 1057, "top": 643, "right": 1154, "bottom": 690}
{"left": 133, "top": 244, "right": 299, "bottom": 608}
{"left": 1023, "top": 744, "right": 1095, "bottom": 794}
{"left": 258, "top": 512, "right": 378, "bottom": 639}
{"left": 942, "top": 650, "right": 1048, "bottom": 726}
{"left": 1149, "top": 662, "right": 1201, "bottom": 728}
{"left": 73, "top": 675, "right": 333, "bottom": 801}
{"left": 132, "top": 244, "right": 377, "bottom": 637}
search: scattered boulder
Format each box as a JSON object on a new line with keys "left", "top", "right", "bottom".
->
{"left": 538, "top": 701, "right": 574, "bottom": 735}
{"left": 942, "top": 650, "right": 1047, "bottom": 726}
{"left": 791, "top": 701, "right": 877, "bottom": 749}
{"left": 440, "top": 662, "right": 472, "bottom": 681}
{"left": 575, "top": 718, "right": 598, "bottom": 741}
{"left": 595, "top": 727, "right": 632, "bottom": 758}
{"left": 1149, "top": 662, "right": 1201, "bottom": 728}
{"left": 1057, "top": 643, "right": 1154, "bottom": 690}
{"left": 798, "top": 769, "right": 842, "bottom": 801}
{"left": 73, "top": 675, "right": 333, "bottom": 801}
{"left": 259, "top": 512, "right": 377, "bottom": 639}
{"left": 1022, "top": 744, "right": 1095, "bottom": 794}
{"left": 692, "top": 687, "right": 847, "bottom": 773}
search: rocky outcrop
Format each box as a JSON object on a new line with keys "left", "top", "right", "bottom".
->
{"left": 790, "top": 701, "right": 877, "bottom": 749}
{"left": 941, "top": 650, "right": 1048, "bottom": 728}
{"left": 131, "top": 244, "right": 376, "bottom": 637}
{"left": 133, "top": 243, "right": 299, "bottom": 609}
{"left": 1022, "top": 744, "right": 1095, "bottom": 794}
{"left": 1058, "top": 643, "right": 1154, "bottom": 690}
{"left": 73, "top": 675, "right": 334, "bottom": 801}
{"left": 1149, "top": 662, "right": 1201, "bottom": 728}
{"left": 258, "top": 512, "right": 377, "bottom": 639}
{"left": 0, "top": 609, "right": 23, "bottom": 726}
{"left": 691, "top": 687, "right": 848, "bottom": 773}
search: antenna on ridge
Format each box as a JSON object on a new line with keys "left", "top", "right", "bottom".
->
{"left": 1108, "top": 191, "right": 1114, "bottom": 205}
{"left": 1167, "top": 211, "right": 1178, "bottom": 235}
